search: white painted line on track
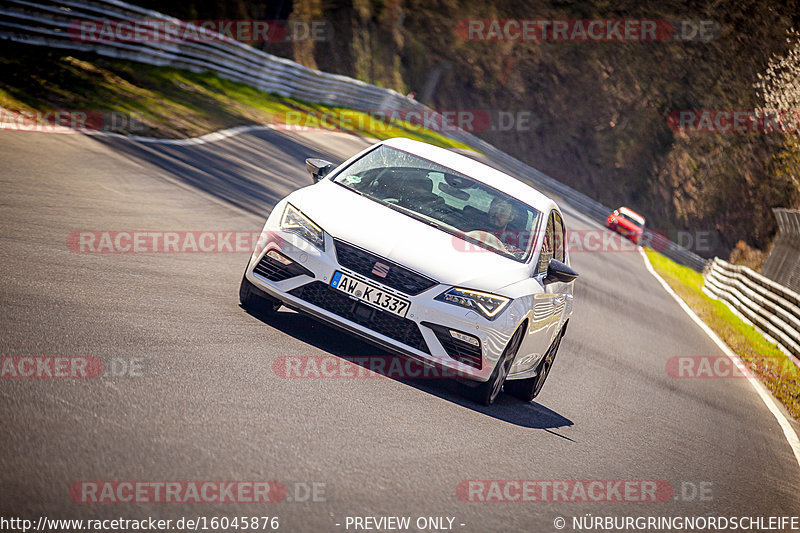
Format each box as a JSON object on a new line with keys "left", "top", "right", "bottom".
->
{"left": 639, "top": 247, "right": 800, "bottom": 470}
{"left": 96, "top": 124, "right": 277, "bottom": 145}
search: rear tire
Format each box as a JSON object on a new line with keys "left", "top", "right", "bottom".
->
{"left": 505, "top": 329, "right": 564, "bottom": 402}
{"left": 472, "top": 325, "right": 525, "bottom": 406}
{"left": 239, "top": 271, "right": 281, "bottom": 316}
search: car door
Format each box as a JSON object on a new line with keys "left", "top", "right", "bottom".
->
{"left": 549, "top": 210, "right": 573, "bottom": 327}
{"left": 510, "top": 211, "right": 561, "bottom": 374}
{"left": 526, "top": 210, "right": 570, "bottom": 351}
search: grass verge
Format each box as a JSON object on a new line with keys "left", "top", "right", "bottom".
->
{"left": 0, "top": 42, "right": 472, "bottom": 150}
{"left": 645, "top": 248, "right": 800, "bottom": 419}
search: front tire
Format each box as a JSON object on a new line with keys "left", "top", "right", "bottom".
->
{"left": 239, "top": 271, "right": 281, "bottom": 317}
{"left": 472, "top": 325, "right": 525, "bottom": 406}
{"left": 505, "top": 328, "right": 564, "bottom": 402}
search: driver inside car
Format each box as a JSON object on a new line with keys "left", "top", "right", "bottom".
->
{"left": 473, "top": 197, "right": 525, "bottom": 252}
{"left": 487, "top": 197, "right": 515, "bottom": 232}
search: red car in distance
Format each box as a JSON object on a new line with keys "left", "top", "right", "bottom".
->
{"left": 606, "top": 207, "right": 646, "bottom": 244}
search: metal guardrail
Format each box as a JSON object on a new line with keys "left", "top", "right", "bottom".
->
{"left": 704, "top": 257, "right": 800, "bottom": 365}
{"left": 762, "top": 208, "right": 800, "bottom": 293}
{"left": 0, "top": 0, "right": 710, "bottom": 270}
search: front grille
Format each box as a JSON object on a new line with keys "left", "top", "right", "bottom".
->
{"left": 289, "top": 282, "right": 430, "bottom": 354}
{"left": 422, "top": 322, "right": 482, "bottom": 369}
{"left": 254, "top": 252, "right": 314, "bottom": 282}
{"left": 333, "top": 239, "right": 437, "bottom": 296}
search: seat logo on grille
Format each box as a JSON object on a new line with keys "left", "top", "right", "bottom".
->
{"left": 371, "top": 262, "right": 390, "bottom": 278}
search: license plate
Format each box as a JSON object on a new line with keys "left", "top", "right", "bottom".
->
{"left": 330, "top": 271, "right": 410, "bottom": 318}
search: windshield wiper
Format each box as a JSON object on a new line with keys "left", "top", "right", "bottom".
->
{"left": 424, "top": 219, "right": 443, "bottom": 230}
{"left": 332, "top": 180, "right": 367, "bottom": 197}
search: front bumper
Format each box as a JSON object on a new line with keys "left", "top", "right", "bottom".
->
{"left": 245, "top": 228, "right": 518, "bottom": 382}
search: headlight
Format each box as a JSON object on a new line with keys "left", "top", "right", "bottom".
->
{"left": 436, "top": 287, "right": 511, "bottom": 320}
{"left": 280, "top": 203, "right": 325, "bottom": 250}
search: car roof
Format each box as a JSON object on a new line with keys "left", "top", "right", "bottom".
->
{"left": 379, "top": 137, "right": 556, "bottom": 213}
{"left": 618, "top": 206, "right": 645, "bottom": 224}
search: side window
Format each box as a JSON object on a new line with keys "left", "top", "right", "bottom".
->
{"left": 537, "top": 212, "right": 555, "bottom": 273}
{"left": 552, "top": 211, "right": 565, "bottom": 263}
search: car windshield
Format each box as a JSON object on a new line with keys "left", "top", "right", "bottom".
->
{"left": 331, "top": 145, "right": 542, "bottom": 262}
{"left": 619, "top": 212, "right": 644, "bottom": 228}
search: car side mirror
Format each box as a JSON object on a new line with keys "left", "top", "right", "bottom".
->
{"left": 305, "top": 158, "right": 333, "bottom": 183}
{"left": 543, "top": 258, "right": 579, "bottom": 284}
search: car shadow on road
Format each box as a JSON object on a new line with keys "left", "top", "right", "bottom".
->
{"left": 243, "top": 305, "right": 575, "bottom": 434}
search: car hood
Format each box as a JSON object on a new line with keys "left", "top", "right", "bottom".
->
{"left": 289, "top": 180, "right": 532, "bottom": 293}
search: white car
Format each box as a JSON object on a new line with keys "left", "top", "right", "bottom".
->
{"left": 240, "top": 138, "right": 577, "bottom": 405}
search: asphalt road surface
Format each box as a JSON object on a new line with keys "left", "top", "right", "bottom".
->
{"left": 1, "top": 127, "right": 799, "bottom": 532}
